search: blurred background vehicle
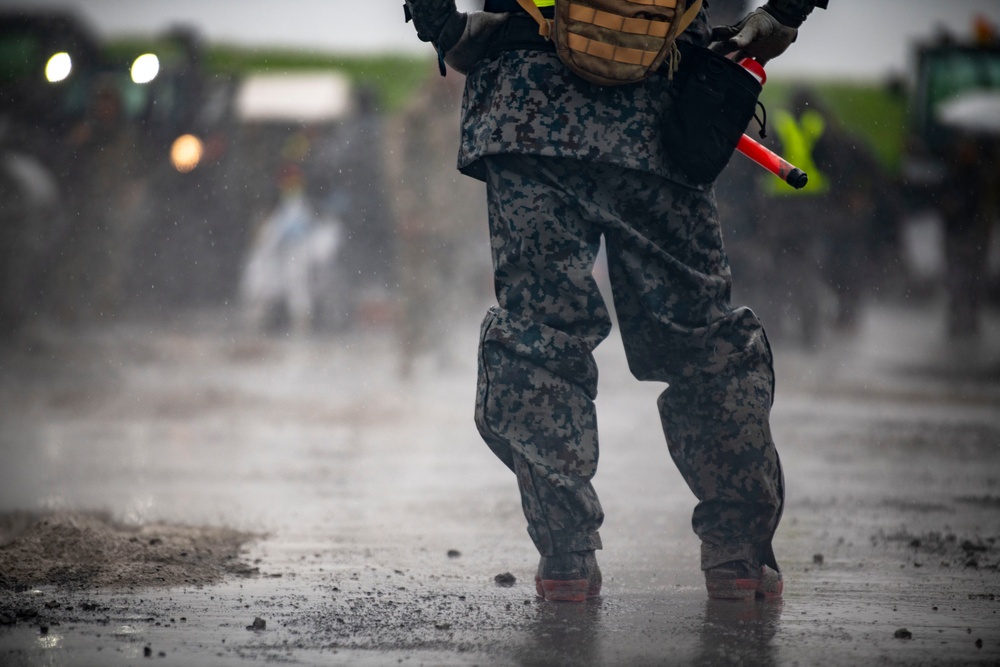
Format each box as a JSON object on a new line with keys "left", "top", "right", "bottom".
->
{"left": 0, "top": 10, "right": 99, "bottom": 331}
{"left": 902, "top": 17, "right": 1000, "bottom": 338}
{"left": 1, "top": 4, "right": 998, "bottom": 349}
{"left": 0, "top": 8, "right": 421, "bottom": 337}
{"left": 717, "top": 8, "right": 999, "bottom": 347}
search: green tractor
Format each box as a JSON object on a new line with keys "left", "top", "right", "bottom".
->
{"left": 903, "top": 22, "right": 1000, "bottom": 336}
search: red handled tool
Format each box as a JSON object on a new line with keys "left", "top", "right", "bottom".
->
{"left": 736, "top": 134, "right": 809, "bottom": 189}
{"left": 734, "top": 58, "right": 809, "bottom": 190}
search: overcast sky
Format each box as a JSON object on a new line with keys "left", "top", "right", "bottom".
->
{"left": 4, "top": 0, "right": 999, "bottom": 80}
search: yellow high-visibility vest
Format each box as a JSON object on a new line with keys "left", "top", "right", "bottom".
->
{"left": 767, "top": 109, "right": 829, "bottom": 196}
{"left": 534, "top": 0, "right": 555, "bottom": 5}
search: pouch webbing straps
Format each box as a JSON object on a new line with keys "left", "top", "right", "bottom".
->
{"left": 676, "top": 0, "right": 704, "bottom": 36}
{"left": 515, "top": 0, "right": 702, "bottom": 45}
{"left": 516, "top": 0, "right": 552, "bottom": 38}
{"left": 568, "top": 4, "right": 672, "bottom": 38}
{"left": 565, "top": 32, "right": 659, "bottom": 66}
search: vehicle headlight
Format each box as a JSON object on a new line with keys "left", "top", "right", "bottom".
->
{"left": 131, "top": 53, "right": 160, "bottom": 84}
{"left": 45, "top": 52, "right": 72, "bottom": 83}
{"left": 170, "top": 134, "right": 204, "bottom": 173}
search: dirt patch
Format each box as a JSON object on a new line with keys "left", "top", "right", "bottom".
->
{"left": 0, "top": 511, "right": 259, "bottom": 591}
{"left": 873, "top": 528, "right": 1000, "bottom": 570}
{"left": 955, "top": 495, "right": 1000, "bottom": 509}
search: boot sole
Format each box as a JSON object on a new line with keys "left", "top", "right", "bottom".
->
{"left": 535, "top": 576, "right": 601, "bottom": 602}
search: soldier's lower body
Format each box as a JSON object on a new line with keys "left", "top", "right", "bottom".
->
{"left": 475, "top": 154, "right": 784, "bottom": 600}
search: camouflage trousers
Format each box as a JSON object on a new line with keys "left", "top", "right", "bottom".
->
{"left": 474, "top": 154, "right": 784, "bottom": 570}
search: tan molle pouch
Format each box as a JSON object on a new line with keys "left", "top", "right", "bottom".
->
{"left": 515, "top": 0, "right": 703, "bottom": 86}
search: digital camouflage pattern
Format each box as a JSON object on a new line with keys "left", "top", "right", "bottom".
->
{"left": 457, "top": 11, "right": 711, "bottom": 187}
{"left": 474, "top": 153, "right": 784, "bottom": 569}
{"left": 456, "top": 3, "right": 783, "bottom": 572}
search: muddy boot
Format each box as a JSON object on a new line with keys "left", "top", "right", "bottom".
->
{"left": 535, "top": 550, "right": 602, "bottom": 602}
{"left": 705, "top": 561, "right": 783, "bottom": 600}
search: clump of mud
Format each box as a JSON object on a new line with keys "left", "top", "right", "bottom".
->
{"left": 0, "top": 511, "right": 259, "bottom": 591}
{"left": 873, "top": 528, "right": 1000, "bottom": 570}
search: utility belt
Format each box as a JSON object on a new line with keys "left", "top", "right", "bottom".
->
{"left": 485, "top": 14, "right": 557, "bottom": 57}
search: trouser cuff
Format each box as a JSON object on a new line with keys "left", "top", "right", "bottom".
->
{"left": 701, "top": 541, "right": 759, "bottom": 570}
{"left": 533, "top": 529, "right": 603, "bottom": 557}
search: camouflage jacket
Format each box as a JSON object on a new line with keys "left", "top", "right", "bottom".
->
{"left": 457, "top": 8, "right": 712, "bottom": 189}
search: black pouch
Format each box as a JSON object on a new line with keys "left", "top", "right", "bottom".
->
{"left": 662, "top": 42, "right": 763, "bottom": 184}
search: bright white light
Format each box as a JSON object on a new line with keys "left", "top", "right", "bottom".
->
{"left": 130, "top": 53, "right": 160, "bottom": 84}
{"left": 45, "top": 52, "right": 72, "bottom": 83}
{"left": 171, "top": 134, "right": 204, "bottom": 173}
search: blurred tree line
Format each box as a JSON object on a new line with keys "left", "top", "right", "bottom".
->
{"left": 107, "top": 39, "right": 912, "bottom": 170}
{"left": 105, "top": 40, "right": 434, "bottom": 113}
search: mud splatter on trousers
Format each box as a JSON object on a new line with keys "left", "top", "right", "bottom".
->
{"left": 474, "top": 153, "right": 784, "bottom": 570}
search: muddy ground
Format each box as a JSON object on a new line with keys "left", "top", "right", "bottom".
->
{"left": 0, "top": 300, "right": 998, "bottom": 666}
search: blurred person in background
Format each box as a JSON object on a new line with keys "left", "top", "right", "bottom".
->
{"left": 816, "top": 105, "right": 902, "bottom": 334}
{"left": 388, "top": 66, "right": 491, "bottom": 378}
{"left": 311, "top": 85, "right": 398, "bottom": 324}
{"left": 239, "top": 163, "right": 344, "bottom": 335}
{"left": 756, "top": 87, "right": 893, "bottom": 344}
{"left": 0, "top": 126, "right": 68, "bottom": 336}
{"left": 939, "top": 129, "right": 1000, "bottom": 339}
{"left": 404, "top": 0, "right": 828, "bottom": 602}
{"left": 935, "top": 17, "right": 1000, "bottom": 339}
{"left": 51, "top": 76, "right": 150, "bottom": 322}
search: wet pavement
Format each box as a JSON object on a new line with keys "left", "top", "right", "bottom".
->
{"left": 0, "top": 299, "right": 999, "bottom": 666}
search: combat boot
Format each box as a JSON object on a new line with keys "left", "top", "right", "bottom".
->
{"left": 704, "top": 561, "right": 783, "bottom": 600}
{"left": 535, "top": 550, "right": 602, "bottom": 602}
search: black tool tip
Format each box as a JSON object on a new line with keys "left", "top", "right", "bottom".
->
{"left": 788, "top": 168, "right": 808, "bottom": 189}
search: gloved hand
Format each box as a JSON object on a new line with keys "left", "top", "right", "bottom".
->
{"left": 709, "top": 6, "right": 798, "bottom": 65}
{"left": 404, "top": 0, "right": 468, "bottom": 53}
{"left": 443, "top": 12, "right": 509, "bottom": 75}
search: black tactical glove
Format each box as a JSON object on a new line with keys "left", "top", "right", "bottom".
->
{"left": 761, "top": 0, "right": 829, "bottom": 29}
{"left": 444, "top": 12, "right": 510, "bottom": 75}
{"left": 710, "top": 0, "right": 827, "bottom": 65}
{"left": 404, "top": 0, "right": 468, "bottom": 54}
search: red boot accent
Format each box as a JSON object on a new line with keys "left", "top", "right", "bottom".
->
{"left": 535, "top": 575, "right": 600, "bottom": 602}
